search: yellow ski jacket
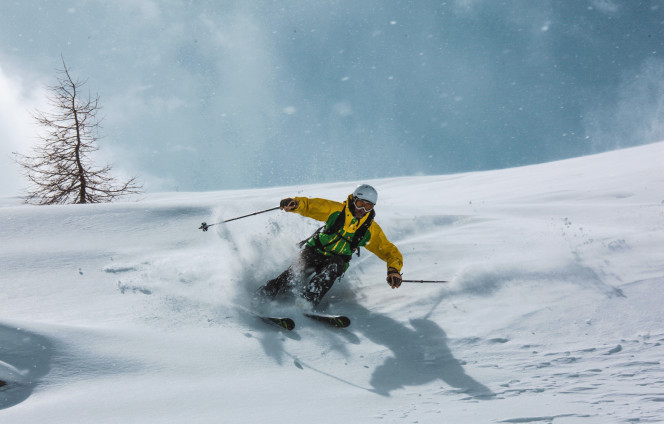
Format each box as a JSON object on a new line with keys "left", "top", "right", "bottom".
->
{"left": 289, "top": 195, "right": 403, "bottom": 272}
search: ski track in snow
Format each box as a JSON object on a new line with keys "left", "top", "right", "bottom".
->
{"left": 1, "top": 143, "right": 664, "bottom": 423}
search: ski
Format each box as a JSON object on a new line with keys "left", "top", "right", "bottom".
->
{"left": 260, "top": 316, "right": 295, "bottom": 331}
{"left": 304, "top": 313, "right": 351, "bottom": 328}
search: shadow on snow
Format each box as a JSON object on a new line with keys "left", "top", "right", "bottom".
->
{"left": 0, "top": 324, "right": 53, "bottom": 410}
{"left": 242, "top": 298, "right": 493, "bottom": 400}
{"left": 349, "top": 303, "right": 494, "bottom": 399}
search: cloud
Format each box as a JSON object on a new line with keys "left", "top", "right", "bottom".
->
{"left": 591, "top": 0, "right": 620, "bottom": 14}
{"left": 584, "top": 58, "right": 664, "bottom": 150}
{"left": 105, "top": 84, "right": 187, "bottom": 124}
{"left": 0, "top": 65, "right": 47, "bottom": 197}
{"left": 452, "top": 0, "right": 485, "bottom": 14}
{"left": 1, "top": 1, "right": 661, "bottom": 195}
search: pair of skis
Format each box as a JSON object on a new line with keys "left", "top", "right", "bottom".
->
{"left": 261, "top": 313, "right": 350, "bottom": 331}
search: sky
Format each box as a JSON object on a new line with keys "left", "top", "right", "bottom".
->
{"left": 1, "top": 0, "right": 663, "bottom": 196}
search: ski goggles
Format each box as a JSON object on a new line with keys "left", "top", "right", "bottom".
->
{"left": 354, "top": 198, "right": 374, "bottom": 212}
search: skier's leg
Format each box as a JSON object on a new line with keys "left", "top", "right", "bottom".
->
{"left": 257, "top": 247, "right": 318, "bottom": 299}
{"left": 301, "top": 254, "right": 346, "bottom": 306}
{"left": 257, "top": 267, "right": 295, "bottom": 299}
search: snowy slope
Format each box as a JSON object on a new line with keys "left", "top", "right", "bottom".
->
{"left": 1, "top": 142, "right": 663, "bottom": 423}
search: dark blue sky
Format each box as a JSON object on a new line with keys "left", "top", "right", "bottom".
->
{"left": 1, "top": 0, "right": 663, "bottom": 194}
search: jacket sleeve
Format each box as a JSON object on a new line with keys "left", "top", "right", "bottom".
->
{"left": 364, "top": 222, "right": 403, "bottom": 273}
{"left": 290, "top": 197, "right": 343, "bottom": 222}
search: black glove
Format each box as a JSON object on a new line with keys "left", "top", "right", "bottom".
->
{"left": 387, "top": 267, "right": 402, "bottom": 289}
{"left": 280, "top": 198, "right": 299, "bottom": 211}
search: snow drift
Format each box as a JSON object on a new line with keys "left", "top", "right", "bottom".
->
{"left": 1, "top": 142, "right": 663, "bottom": 423}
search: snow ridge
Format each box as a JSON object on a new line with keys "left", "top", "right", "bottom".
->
{"left": 1, "top": 142, "right": 663, "bottom": 423}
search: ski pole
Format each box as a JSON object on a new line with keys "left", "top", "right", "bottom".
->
{"left": 199, "top": 206, "right": 280, "bottom": 231}
{"left": 402, "top": 279, "right": 449, "bottom": 284}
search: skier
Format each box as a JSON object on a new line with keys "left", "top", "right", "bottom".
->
{"left": 256, "top": 184, "right": 403, "bottom": 307}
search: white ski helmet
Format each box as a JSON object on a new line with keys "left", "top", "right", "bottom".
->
{"left": 353, "top": 184, "right": 378, "bottom": 205}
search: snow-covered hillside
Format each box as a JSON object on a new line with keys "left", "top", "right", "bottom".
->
{"left": 1, "top": 142, "right": 663, "bottom": 423}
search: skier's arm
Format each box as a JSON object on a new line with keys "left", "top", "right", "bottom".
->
{"left": 364, "top": 222, "right": 403, "bottom": 273}
{"left": 289, "top": 197, "right": 343, "bottom": 222}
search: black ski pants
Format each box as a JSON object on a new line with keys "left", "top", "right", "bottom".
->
{"left": 260, "top": 245, "right": 346, "bottom": 306}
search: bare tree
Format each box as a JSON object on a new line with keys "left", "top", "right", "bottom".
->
{"left": 13, "top": 59, "right": 141, "bottom": 204}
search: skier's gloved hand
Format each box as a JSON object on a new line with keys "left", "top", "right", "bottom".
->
{"left": 387, "top": 267, "right": 402, "bottom": 289}
{"left": 280, "top": 198, "right": 299, "bottom": 211}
